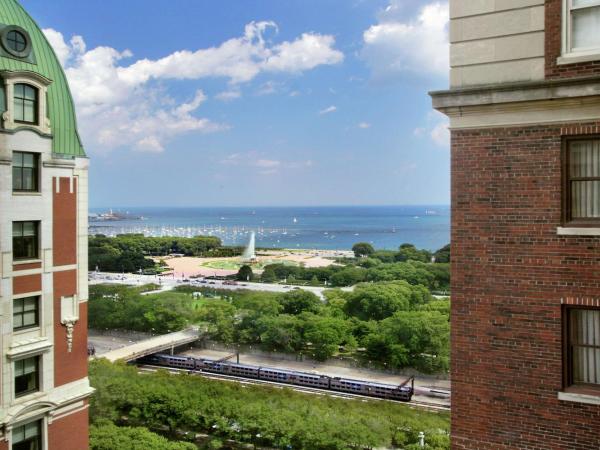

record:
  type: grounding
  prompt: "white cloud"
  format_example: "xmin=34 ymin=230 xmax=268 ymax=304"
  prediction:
xmin=43 ymin=23 xmax=343 ymax=153
xmin=263 ymin=33 xmax=343 ymax=72
xmin=256 ymin=81 xmax=283 ymax=96
xmin=358 ymin=122 xmax=371 ymax=129
xmin=430 ymin=118 xmax=449 ymax=147
xmin=255 ymin=159 xmax=281 ymax=168
xmin=219 ymin=151 xmax=313 ymax=175
xmin=361 ymin=1 xmax=449 ymax=79
xmin=319 ymin=105 xmax=337 ymax=115
xmin=414 ymin=111 xmax=449 ymax=148
xmin=43 ymin=28 xmax=72 ymax=66
xmin=215 ymin=89 xmax=242 ymax=102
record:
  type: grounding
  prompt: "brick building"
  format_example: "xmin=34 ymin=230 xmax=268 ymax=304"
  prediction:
xmin=431 ymin=1 xmax=600 ymax=449
xmin=0 ymin=1 xmax=92 ymax=449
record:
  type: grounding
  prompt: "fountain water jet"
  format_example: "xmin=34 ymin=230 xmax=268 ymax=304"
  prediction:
xmin=241 ymin=231 xmax=257 ymax=262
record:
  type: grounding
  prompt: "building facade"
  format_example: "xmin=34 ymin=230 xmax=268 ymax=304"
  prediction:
xmin=432 ymin=1 xmax=600 ymax=449
xmin=0 ymin=1 xmax=92 ymax=449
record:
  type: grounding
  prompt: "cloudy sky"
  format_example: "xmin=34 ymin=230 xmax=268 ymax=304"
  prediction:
xmin=23 ymin=0 xmax=450 ymax=207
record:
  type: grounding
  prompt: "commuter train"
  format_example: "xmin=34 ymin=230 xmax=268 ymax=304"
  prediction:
xmin=136 ymin=353 xmax=414 ymax=402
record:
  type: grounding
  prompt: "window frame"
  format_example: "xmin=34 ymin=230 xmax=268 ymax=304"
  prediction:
xmin=562 ymin=136 xmax=600 ymax=227
xmin=563 ymin=306 xmax=600 ymax=394
xmin=12 ymin=151 xmax=40 ymax=193
xmin=12 ymin=221 xmax=40 ymax=261
xmin=11 ymin=420 xmax=42 ymax=450
xmin=14 ymin=356 xmax=40 ymax=398
xmin=13 ymin=296 xmax=40 ymax=332
xmin=13 ymin=83 xmax=38 ymax=125
xmin=561 ymin=0 xmax=600 ymax=60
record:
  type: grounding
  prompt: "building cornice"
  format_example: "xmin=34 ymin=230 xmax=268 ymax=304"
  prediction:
xmin=431 ymin=76 xmax=600 ymax=109
xmin=430 ymin=76 xmax=600 ymax=129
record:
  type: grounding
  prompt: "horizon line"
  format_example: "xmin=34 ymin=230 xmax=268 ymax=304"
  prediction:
xmin=90 ymin=203 xmax=451 ymax=209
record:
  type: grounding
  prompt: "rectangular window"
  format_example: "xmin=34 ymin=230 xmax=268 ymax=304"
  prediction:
xmin=12 ymin=152 xmax=39 ymax=192
xmin=564 ymin=139 xmax=600 ymax=224
xmin=13 ymin=221 xmax=39 ymax=260
xmin=13 ymin=297 xmax=39 ymax=331
xmin=14 ymin=356 xmax=39 ymax=397
xmin=12 ymin=420 xmax=41 ymax=450
xmin=566 ymin=308 xmax=600 ymax=388
xmin=13 ymin=83 xmax=38 ymax=125
xmin=564 ymin=0 xmax=600 ymax=55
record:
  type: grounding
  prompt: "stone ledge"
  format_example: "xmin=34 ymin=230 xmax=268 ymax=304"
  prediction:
xmin=430 ymin=75 xmax=600 ymax=109
xmin=557 ymin=227 xmax=600 ymax=236
xmin=558 ymin=391 xmax=600 ymax=406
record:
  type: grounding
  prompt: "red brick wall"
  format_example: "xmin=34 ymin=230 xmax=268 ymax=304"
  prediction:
xmin=48 ymin=405 xmax=89 ymax=450
xmin=545 ymin=0 xmax=600 ymax=79
xmin=53 ymin=269 xmax=88 ymax=387
xmin=451 ymin=121 xmax=600 ymax=450
xmin=13 ymin=274 xmax=41 ymax=295
xmin=53 ymin=177 xmax=77 ymax=267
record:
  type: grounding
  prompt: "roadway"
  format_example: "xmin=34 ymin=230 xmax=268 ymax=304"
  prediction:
xmin=89 ymin=271 xmax=352 ymax=299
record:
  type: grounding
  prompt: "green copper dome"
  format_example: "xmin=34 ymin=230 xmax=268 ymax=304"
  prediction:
xmin=0 ymin=0 xmax=85 ymax=157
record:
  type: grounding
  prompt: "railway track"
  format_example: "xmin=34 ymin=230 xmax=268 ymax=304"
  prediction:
xmin=137 ymin=364 xmax=450 ymax=412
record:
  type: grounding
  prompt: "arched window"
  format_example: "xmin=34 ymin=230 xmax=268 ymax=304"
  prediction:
xmin=13 ymin=83 xmax=38 ymax=124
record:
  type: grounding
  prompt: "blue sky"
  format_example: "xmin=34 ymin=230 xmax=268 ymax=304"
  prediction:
xmin=22 ymin=0 xmax=450 ymax=208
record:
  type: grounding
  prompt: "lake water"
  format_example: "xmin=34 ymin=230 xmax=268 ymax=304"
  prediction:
xmin=89 ymin=205 xmax=450 ymax=251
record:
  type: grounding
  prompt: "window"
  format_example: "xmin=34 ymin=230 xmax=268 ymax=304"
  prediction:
xmin=564 ymin=0 xmax=600 ymax=55
xmin=12 ymin=420 xmax=41 ymax=450
xmin=13 ymin=83 xmax=37 ymax=124
xmin=566 ymin=308 xmax=600 ymax=388
xmin=564 ymin=139 xmax=600 ymax=224
xmin=14 ymin=356 xmax=39 ymax=397
xmin=13 ymin=297 xmax=39 ymax=331
xmin=12 ymin=152 xmax=39 ymax=192
xmin=13 ymin=222 xmax=39 ymax=260
xmin=6 ymin=30 xmax=26 ymax=53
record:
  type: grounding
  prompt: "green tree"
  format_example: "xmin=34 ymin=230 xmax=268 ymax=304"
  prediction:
xmin=277 ymin=289 xmax=321 ymax=315
xmin=344 ymin=281 xmax=431 ymax=321
xmin=90 ymin=421 xmax=196 ymax=450
xmin=395 ymin=243 xmax=432 ymax=263
xmin=364 ymin=310 xmax=450 ymax=372
xmin=433 ymin=243 xmax=450 ymax=263
xmin=302 ymin=314 xmax=356 ymax=360
xmin=329 ymin=267 xmax=366 ymax=287
xmin=260 ymin=268 xmax=277 ymax=283
xmin=352 ymin=242 xmax=375 ymax=258
xmin=258 ymin=315 xmax=304 ymax=352
xmin=236 ymin=265 xmax=254 ymax=281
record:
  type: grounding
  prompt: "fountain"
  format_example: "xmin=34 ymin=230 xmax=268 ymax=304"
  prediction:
xmin=241 ymin=231 xmax=257 ymax=263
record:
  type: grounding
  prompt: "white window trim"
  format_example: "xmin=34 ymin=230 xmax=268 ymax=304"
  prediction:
xmin=0 ymin=70 xmax=51 ymax=134
xmin=6 ymin=416 xmax=49 ymax=450
xmin=559 ymin=0 xmax=600 ymax=65
xmin=10 ymin=352 xmax=46 ymax=405
xmin=12 ymin=292 xmax=43 ymax=335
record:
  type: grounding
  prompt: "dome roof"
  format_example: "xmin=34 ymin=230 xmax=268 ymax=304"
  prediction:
xmin=0 ymin=0 xmax=85 ymax=157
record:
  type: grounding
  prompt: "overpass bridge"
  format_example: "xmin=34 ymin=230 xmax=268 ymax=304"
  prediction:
xmin=99 ymin=327 xmax=200 ymax=363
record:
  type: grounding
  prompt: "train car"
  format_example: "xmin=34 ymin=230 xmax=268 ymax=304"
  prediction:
xmin=138 ymin=354 xmax=197 ymax=370
xmin=258 ymin=367 xmax=295 ymax=383
xmin=292 ymin=372 xmax=331 ymax=389
xmin=330 ymin=377 xmax=413 ymax=401
xmin=136 ymin=354 xmax=413 ymax=402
